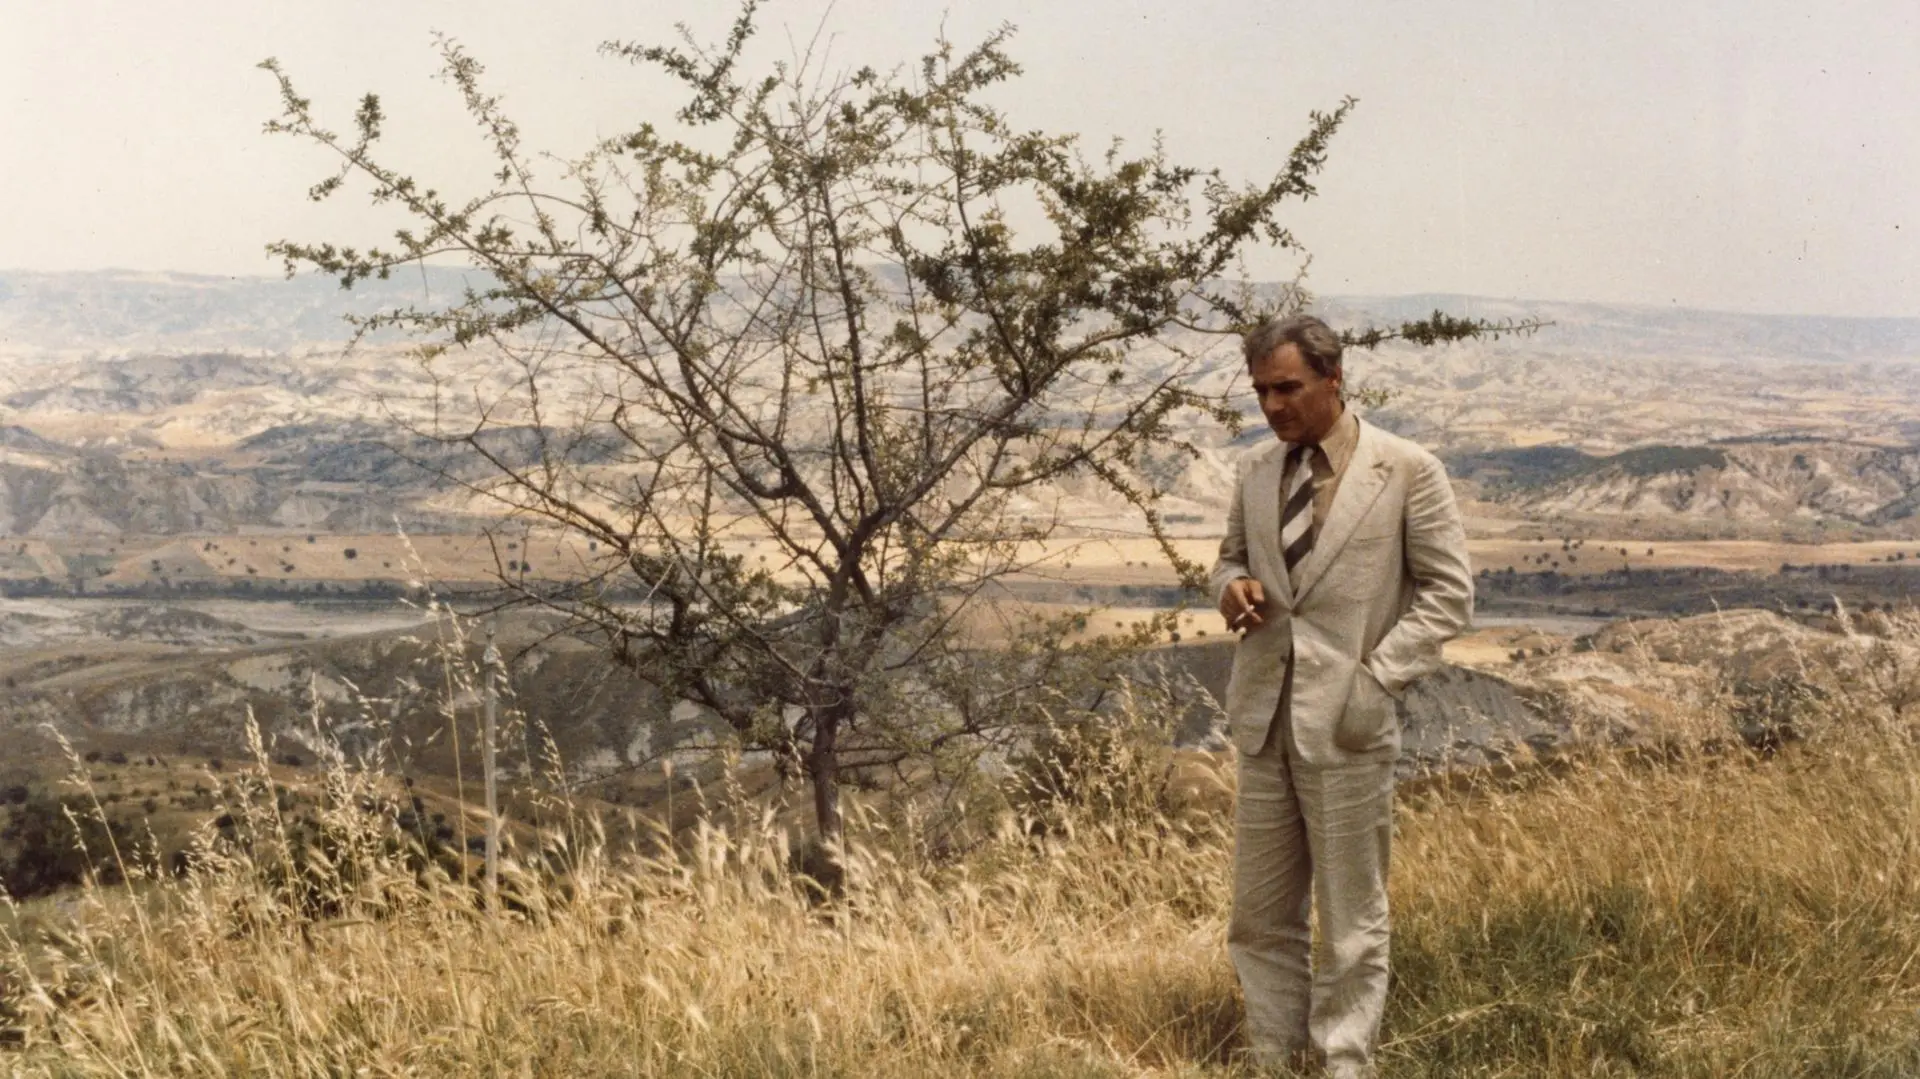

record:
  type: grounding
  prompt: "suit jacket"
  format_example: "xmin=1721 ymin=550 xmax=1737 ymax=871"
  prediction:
xmin=1210 ymin=417 xmax=1474 ymax=764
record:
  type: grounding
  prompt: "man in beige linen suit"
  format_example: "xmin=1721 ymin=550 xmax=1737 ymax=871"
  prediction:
xmin=1212 ymin=315 xmax=1473 ymax=1075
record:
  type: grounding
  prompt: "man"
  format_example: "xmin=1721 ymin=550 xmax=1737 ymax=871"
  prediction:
xmin=1212 ymin=314 xmax=1473 ymax=1075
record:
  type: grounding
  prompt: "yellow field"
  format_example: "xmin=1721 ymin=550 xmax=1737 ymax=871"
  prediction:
xmin=23 ymin=525 xmax=1920 ymax=597
xmin=1469 ymin=536 xmax=1920 ymax=575
xmin=1504 ymin=427 xmax=1567 ymax=448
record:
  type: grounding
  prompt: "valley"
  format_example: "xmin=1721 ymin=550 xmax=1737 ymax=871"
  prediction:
xmin=7 ymin=269 xmax=1920 ymax=893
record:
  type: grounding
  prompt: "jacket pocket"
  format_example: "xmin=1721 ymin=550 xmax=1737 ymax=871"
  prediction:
xmin=1333 ymin=661 xmax=1399 ymax=753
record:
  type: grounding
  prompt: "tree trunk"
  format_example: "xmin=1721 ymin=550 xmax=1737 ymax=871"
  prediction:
xmin=807 ymin=708 xmax=844 ymax=849
xmin=801 ymin=706 xmax=847 ymax=894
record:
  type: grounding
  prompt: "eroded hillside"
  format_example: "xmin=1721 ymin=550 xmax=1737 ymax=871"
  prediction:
xmin=7 ymin=272 xmax=1920 ymax=544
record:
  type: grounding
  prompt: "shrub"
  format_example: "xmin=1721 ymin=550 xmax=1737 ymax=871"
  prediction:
xmin=0 ymin=794 xmax=136 ymax=898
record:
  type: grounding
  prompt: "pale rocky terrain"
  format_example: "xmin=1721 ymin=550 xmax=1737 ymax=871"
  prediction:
xmin=3 ymin=601 xmax=1878 ymax=796
xmin=0 ymin=601 xmax=292 ymax=650
xmin=1519 ymin=440 xmax=1920 ymax=523
xmin=0 ymin=608 xmax=676 ymax=782
xmin=7 ymin=271 xmax=1920 ymax=547
xmin=7 ymin=269 xmax=1920 ymax=795
xmin=1449 ymin=438 xmax=1920 ymax=539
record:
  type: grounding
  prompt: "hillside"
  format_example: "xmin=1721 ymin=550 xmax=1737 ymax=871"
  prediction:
xmin=10 ymin=277 xmax=1920 ymax=1074
xmin=1 ymin=598 xmax=1874 ymax=831
xmin=5 ymin=271 xmax=1920 ymax=544
xmin=4 ymin=611 xmax=1917 ymax=1076
xmin=0 ymin=609 xmax=685 ymax=785
xmin=1451 ymin=437 xmax=1920 ymax=533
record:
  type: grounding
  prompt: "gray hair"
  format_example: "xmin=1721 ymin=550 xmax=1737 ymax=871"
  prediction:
xmin=1243 ymin=314 xmax=1343 ymax=378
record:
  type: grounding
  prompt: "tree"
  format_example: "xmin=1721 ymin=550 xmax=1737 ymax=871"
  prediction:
xmin=261 ymin=4 xmax=1511 ymax=846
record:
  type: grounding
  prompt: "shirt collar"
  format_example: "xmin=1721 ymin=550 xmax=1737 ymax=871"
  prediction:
xmin=1317 ymin=408 xmax=1359 ymax=475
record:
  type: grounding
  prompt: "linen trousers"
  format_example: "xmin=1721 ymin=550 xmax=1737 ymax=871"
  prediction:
xmin=1228 ymin=712 xmax=1395 ymax=1076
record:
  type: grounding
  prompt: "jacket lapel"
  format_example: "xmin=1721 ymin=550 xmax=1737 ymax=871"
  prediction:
xmin=1290 ymin=420 xmax=1390 ymax=602
xmin=1246 ymin=444 xmax=1292 ymax=596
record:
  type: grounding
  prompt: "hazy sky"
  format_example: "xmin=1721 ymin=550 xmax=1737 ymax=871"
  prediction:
xmin=4 ymin=0 xmax=1917 ymax=316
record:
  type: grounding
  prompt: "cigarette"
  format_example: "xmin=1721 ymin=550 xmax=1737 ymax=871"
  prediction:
xmin=1230 ymin=611 xmax=1250 ymax=629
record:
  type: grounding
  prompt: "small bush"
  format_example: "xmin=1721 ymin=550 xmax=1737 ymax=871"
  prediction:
xmin=0 ymin=794 xmax=136 ymax=898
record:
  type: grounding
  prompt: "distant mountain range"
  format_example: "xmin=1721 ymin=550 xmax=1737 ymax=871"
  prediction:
xmin=8 ymin=268 xmax=1920 ymax=362
xmin=0 ymin=268 xmax=488 ymax=356
xmin=1316 ymin=294 xmax=1920 ymax=366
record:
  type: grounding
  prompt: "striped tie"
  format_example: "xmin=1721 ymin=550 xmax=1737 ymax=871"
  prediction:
xmin=1280 ymin=443 xmax=1318 ymax=575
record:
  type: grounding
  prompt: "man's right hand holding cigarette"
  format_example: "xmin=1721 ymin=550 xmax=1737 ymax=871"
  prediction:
xmin=1218 ymin=576 xmax=1266 ymax=634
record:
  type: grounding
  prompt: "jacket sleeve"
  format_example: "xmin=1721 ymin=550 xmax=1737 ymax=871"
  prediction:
xmin=1210 ymin=459 xmax=1252 ymax=605
xmin=1365 ymin=451 xmax=1474 ymax=695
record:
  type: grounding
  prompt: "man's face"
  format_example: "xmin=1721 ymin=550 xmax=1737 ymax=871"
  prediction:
xmin=1249 ymin=342 xmax=1343 ymax=444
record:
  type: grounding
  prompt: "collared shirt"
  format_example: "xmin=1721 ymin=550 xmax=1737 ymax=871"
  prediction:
xmin=1280 ymin=407 xmax=1360 ymax=542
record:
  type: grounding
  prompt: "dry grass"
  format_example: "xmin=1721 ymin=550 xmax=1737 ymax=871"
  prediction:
xmin=1388 ymin=739 xmax=1920 ymax=1075
xmin=2 ymin=729 xmax=1246 ymax=1077
xmin=6 ymin=627 xmax=1920 ymax=1076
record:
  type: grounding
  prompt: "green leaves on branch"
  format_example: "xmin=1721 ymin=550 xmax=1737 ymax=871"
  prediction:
xmin=1342 ymin=309 xmax=1547 ymax=351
